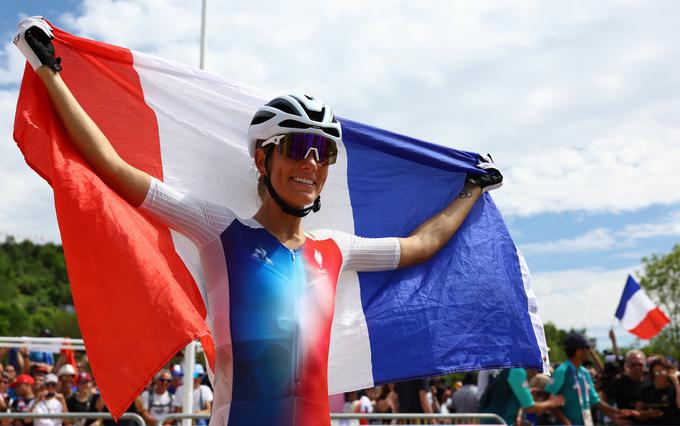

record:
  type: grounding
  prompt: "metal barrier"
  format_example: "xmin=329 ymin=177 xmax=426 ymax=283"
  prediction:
xmin=158 ymin=412 xmax=507 ymax=425
xmin=0 ymin=412 xmax=146 ymax=426
xmin=331 ymin=412 xmax=506 ymax=424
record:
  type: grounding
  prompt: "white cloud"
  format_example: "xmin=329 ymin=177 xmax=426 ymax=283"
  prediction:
xmin=2 ymin=0 xmax=680 ymax=242
xmin=522 ymin=228 xmax=616 ymax=254
xmin=521 ymin=210 xmax=680 ymax=254
xmin=0 ymin=89 xmax=59 ymax=242
xmin=52 ymin=0 xmax=680 ymax=218
xmin=533 ymin=265 xmax=641 ymax=346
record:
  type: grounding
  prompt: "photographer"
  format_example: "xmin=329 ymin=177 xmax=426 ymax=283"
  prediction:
xmin=30 ymin=375 xmax=67 ymax=426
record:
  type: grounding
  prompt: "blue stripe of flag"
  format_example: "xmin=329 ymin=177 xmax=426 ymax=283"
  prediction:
xmin=340 ymin=118 xmax=543 ymax=382
xmin=615 ymin=275 xmax=641 ymax=320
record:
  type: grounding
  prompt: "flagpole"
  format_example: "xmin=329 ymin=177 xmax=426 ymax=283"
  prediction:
xmin=181 ymin=3 xmax=207 ymax=425
xmin=200 ymin=0 xmax=208 ymax=70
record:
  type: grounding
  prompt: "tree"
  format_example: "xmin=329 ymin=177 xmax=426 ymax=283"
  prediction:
xmin=639 ymin=244 xmax=680 ymax=360
xmin=0 ymin=237 xmax=79 ymax=338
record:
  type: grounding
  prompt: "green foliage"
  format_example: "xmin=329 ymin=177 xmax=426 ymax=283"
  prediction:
xmin=0 ymin=236 xmax=80 ymax=338
xmin=639 ymin=244 xmax=680 ymax=360
xmin=543 ymin=322 xmax=588 ymax=364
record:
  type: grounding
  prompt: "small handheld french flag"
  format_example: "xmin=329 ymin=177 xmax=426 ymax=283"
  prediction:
xmin=615 ymin=275 xmax=670 ymax=339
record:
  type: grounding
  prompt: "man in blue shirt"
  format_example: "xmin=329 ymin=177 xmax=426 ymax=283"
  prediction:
xmin=547 ymin=333 xmax=638 ymax=425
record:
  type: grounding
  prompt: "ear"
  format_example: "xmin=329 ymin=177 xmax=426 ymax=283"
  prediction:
xmin=254 ymin=148 xmax=267 ymax=176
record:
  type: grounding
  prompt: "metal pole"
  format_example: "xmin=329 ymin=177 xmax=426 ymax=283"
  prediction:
xmin=182 ymin=340 xmax=197 ymax=426
xmin=200 ymin=0 xmax=208 ymax=70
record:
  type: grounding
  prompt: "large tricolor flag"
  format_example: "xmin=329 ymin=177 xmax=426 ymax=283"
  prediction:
xmin=615 ymin=275 xmax=670 ymax=339
xmin=13 ymin=23 xmax=548 ymax=417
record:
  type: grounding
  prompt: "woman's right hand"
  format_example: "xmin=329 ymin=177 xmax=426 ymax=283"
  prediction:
xmin=14 ymin=17 xmax=62 ymax=72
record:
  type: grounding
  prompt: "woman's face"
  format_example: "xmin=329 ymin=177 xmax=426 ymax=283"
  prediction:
xmin=652 ymin=365 xmax=669 ymax=386
xmin=258 ymin=147 xmax=329 ymax=209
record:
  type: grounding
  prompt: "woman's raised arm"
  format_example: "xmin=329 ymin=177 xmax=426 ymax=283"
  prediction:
xmin=17 ymin=20 xmax=151 ymax=206
xmin=398 ymin=155 xmax=502 ymax=268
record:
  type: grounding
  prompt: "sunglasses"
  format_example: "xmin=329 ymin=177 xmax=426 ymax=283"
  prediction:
xmin=158 ymin=378 xmax=171 ymax=383
xmin=261 ymin=133 xmax=338 ymax=166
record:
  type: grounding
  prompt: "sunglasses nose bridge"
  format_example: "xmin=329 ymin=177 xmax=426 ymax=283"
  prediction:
xmin=303 ymin=147 xmax=321 ymax=163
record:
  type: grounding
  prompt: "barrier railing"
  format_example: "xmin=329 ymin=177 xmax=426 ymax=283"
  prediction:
xmin=158 ymin=412 xmax=507 ymax=425
xmin=0 ymin=412 xmax=146 ymax=426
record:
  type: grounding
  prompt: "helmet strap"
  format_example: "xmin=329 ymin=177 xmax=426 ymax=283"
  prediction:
xmin=262 ymin=148 xmax=321 ymax=218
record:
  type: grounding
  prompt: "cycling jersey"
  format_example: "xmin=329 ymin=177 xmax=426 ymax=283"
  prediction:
xmin=140 ymin=178 xmax=401 ymax=426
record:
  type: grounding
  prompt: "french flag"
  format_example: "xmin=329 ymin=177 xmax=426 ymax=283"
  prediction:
xmin=615 ymin=275 xmax=670 ymax=339
xmin=13 ymin=22 xmax=549 ymax=418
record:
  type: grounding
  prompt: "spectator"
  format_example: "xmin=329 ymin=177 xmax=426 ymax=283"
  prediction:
xmin=29 ymin=331 xmax=55 ymax=372
xmin=66 ymin=373 xmax=95 ymax=426
xmin=479 ymin=369 xmax=564 ymax=425
xmin=394 ymin=378 xmax=431 ymax=417
xmin=141 ymin=370 xmax=174 ymax=425
xmin=30 ymin=374 xmax=67 ymax=426
xmin=635 ymin=357 xmax=680 ymax=425
xmin=546 ymin=332 xmax=638 ymax=425
xmin=1 ymin=372 xmax=10 ymax=411
xmin=448 ymin=373 xmax=478 ymax=414
xmin=56 ymin=366 xmax=76 ymax=400
xmin=168 ymin=365 xmax=182 ymax=396
xmin=529 ymin=373 xmax=563 ymax=425
xmin=604 ymin=349 xmax=648 ymax=424
xmin=95 ymin=395 xmax=145 ymax=426
xmin=9 ymin=375 xmax=36 ymax=426
xmin=6 ymin=365 xmax=18 ymax=383
xmin=171 ymin=365 xmax=212 ymax=426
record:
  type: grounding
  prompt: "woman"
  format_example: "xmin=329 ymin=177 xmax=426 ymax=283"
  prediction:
xmin=635 ymin=358 xmax=680 ymax=425
xmin=15 ymin=18 xmax=501 ymax=426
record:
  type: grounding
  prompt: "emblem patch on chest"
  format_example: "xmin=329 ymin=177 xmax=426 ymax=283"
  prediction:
xmin=251 ymin=246 xmax=273 ymax=265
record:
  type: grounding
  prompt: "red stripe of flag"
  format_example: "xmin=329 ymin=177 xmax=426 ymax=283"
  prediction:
xmin=13 ymin=24 xmax=214 ymax=419
xmin=629 ymin=307 xmax=670 ymax=340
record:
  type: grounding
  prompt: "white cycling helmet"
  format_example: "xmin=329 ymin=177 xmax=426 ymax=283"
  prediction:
xmin=247 ymin=94 xmax=342 ymax=157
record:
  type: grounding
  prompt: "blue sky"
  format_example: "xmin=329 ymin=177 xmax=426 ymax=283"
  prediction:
xmin=1 ymin=0 xmax=679 ymax=351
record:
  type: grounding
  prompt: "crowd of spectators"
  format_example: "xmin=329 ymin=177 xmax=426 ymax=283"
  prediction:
xmin=1 ymin=329 xmax=679 ymax=425
xmin=0 ymin=332 xmax=212 ymax=426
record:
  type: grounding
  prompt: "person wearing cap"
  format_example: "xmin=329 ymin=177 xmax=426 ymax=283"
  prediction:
xmin=171 ymin=365 xmax=212 ymax=426
xmin=9 ymin=374 xmax=36 ymax=426
xmin=65 ymin=373 xmax=95 ymax=426
xmin=546 ymin=332 xmax=638 ymax=425
xmin=30 ymin=374 xmax=67 ymax=426
xmin=56 ymin=365 xmax=76 ymax=400
xmin=168 ymin=365 xmax=183 ymax=396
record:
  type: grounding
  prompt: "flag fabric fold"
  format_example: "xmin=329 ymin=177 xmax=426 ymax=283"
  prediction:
xmin=13 ymin=23 xmax=548 ymax=418
xmin=615 ymin=275 xmax=670 ymax=339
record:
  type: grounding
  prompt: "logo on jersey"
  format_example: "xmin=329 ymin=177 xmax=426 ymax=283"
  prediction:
xmin=314 ymin=249 xmax=327 ymax=274
xmin=251 ymin=246 xmax=273 ymax=265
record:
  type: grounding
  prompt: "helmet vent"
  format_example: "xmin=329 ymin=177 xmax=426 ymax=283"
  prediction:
xmin=250 ymin=111 xmax=276 ymax=125
xmin=266 ymin=99 xmax=300 ymax=116
xmin=304 ymin=106 xmax=325 ymax=122
xmin=279 ymin=119 xmax=311 ymax=129
xmin=323 ymin=126 xmax=340 ymax=138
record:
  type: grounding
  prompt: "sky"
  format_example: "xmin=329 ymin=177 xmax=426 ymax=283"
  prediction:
xmin=1 ymin=0 xmax=679 ymax=350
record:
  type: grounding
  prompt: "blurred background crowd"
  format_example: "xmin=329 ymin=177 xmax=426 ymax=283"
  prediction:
xmin=1 ymin=329 xmax=679 ymax=425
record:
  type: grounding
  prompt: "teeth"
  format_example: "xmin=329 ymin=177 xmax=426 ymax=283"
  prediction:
xmin=293 ymin=177 xmax=314 ymax=185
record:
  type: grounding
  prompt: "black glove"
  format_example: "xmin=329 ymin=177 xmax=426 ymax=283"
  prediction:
xmin=24 ymin=26 xmax=62 ymax=72
xmin=466 ymin=153 xmax=503 ymax=192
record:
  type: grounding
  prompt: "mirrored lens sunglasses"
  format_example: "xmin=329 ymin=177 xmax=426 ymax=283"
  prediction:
xmin=261 ymin=133 xmax=338 ymax=165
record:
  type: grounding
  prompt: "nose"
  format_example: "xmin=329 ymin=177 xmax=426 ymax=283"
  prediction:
xmin=301 ymin=149 xmax=320 ymax=169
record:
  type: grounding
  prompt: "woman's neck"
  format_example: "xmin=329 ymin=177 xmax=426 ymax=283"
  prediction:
xmin=253 ymin=198 xmax=306 ymax=249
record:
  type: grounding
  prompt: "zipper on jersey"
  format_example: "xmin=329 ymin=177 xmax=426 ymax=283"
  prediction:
xmin=291 ymin=249 xmax=303 ymax=385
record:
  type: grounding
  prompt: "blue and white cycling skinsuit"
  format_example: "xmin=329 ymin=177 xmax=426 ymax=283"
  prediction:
xmin=140 ymin=178 xmax=401 ymax=426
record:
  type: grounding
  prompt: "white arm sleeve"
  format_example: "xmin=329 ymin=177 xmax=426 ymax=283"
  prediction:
xmin=309 ymin=230 xmax=401 ymax=272
xmin=139 ymin=178 xmax=235 ymax=248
